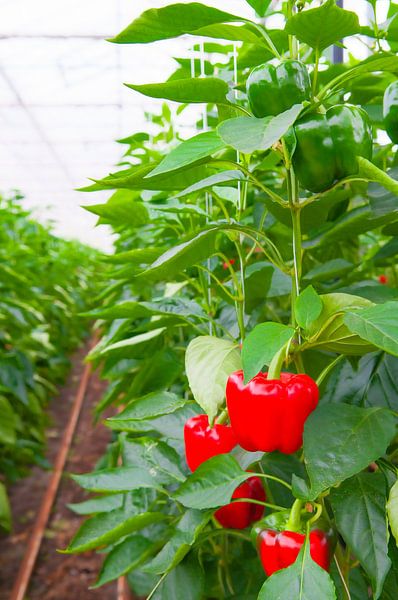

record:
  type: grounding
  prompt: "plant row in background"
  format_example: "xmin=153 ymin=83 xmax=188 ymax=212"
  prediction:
xmin=66 ymin=1 xmax=398 ymax=599
xmin=0 ymin=193 xmax=99 ymax=532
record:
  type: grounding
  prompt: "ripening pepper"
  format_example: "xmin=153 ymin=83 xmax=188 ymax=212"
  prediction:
xmin=383 ymin=81 xmax=398 ymax=144
xmin=184 ymin=415 xmax=266 ymax=528
xmin=292 ymin=104 xmax=373 ymax=193
xmin=246 ymin=59 xmax=311 ymax=118
xmin=226 ymin=371 xmax=319 ymax=454
xmin=253 ymin=511 xmax=330 ymax=576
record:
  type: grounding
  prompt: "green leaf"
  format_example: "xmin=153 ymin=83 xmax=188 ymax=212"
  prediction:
xmin=111 ymin=3 xmax=244 ymax=44
xmin=152 ymin=555 xmax=204 ymax=600
xmin=145 ymin=510 xmax=211 ymax=575
xmin=262 ymin=453 xmax=306 ymax=508
xmin=345 ymin=302 xmax=398 ymax=357
xmin=185 ymin=336 xmax=241 ymax=422
xmin=97 ymin=329 xmax=165 ymax=360
xmin=304 ymin=404 xmax=396 ymax=499
xmin=305 ymin=293 xmax=376 ymax=355
xmin=330 ymin=473 xmax=390 ymax=598
xmin=295 ymin=286 xmax=323 ymax=331
xmin=218 ymin=104 xmax=303 ymax=154
xmin=146 ymin=132 xmax=226 ymax=179
xmin=63 ymin=508 xmax=164 ymax=553
xmin=387 ymin=479 xmax=398 ymax=547
xmin=125 ymin=77 xmax=229 ymax=104
xmin=245 ymin=0 xmax=271 ymax=17
xmin=112 ymin=391 xmax=185 ymax=421
xmin=0 ymin=482 xmax=11 ymax=532
xmin=174 ymin=170 xmax=245 ymax=199
xmin=258 ymin=541 xmax=336 ymax=599
xmin=195 ymin=22 xmax=263 ymax=44
xmin=138 ymin=223 xmax=269 ymax=282
xmin=107 ymin=405 xmax=198 ymax=440
xmin=285 ymin=0 xmax=360 ymax=52
xmin=241 ymin=322 xmax=294 ymax=383
xmin=71 ymin=466 xmax=169 ymax=492
xmin=84 ymin=190 xmax=149 ymax=227
xmin=303 ymin=259 xmax=355 ymax=283
xmin=93 ymin=535 xmax=155 ymax=588
xmin=68 ymin=494 xmax=125 ymax=515
xmin=174 ymin=454 xmax=248 ymax=509
xmin=138 ymin=227 xmax=218 ymax=282
xmin=82 ymin=163 xmax=211 ymax=193
xmin=321 ymin=352 xmax=398 ymax=411
xmin=121 ymin=438 xmax=185 ymax=483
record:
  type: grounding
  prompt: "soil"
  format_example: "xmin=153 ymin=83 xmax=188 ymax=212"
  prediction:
xmin=0 ymin=339 xmax=130 ymax=600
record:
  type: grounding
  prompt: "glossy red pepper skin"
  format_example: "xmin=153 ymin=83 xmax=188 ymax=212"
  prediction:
xmin=258 ymin=528 xmax=330 ymax=576
xmin=215 ymin=476 xmax=266 ymax=529
xmin=184 ymin=415 xmax=265 ymax=528
xmin=184 ymin=414 xmax=238 ymax=472
xmin=226 ymin=371 xmax=319 ymax=454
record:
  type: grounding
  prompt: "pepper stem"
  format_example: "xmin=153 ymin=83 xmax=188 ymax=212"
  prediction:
xmin=285 ymin=498 xmax=304 ymax=532
xmin=357 ymin=156 xmax=398 ymax=196
xmin=267 ymin=341 xmax=289 ymax=380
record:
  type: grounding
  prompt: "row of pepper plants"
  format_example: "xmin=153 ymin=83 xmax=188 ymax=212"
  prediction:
xmin=66 ymin=1 xmax=398 ymax=598
xmin=0 ymin=193 xmax=99 ymax=532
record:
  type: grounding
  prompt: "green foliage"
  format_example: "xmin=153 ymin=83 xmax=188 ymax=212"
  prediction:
xmin=0 ymin=194 xmax=98 ymax=531
xmin=66 ymin=1 xmax=398 ymax=598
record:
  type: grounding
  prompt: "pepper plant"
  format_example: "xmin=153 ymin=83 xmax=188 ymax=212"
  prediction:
xmin=66 ymin=1 xmax=398 ymax=598
xmin=0 ymin=193 xmax=99 ymax=532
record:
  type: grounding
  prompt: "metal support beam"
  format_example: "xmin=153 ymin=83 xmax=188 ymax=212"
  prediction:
xmin=333 ymin=0 xmax=344 ymax=64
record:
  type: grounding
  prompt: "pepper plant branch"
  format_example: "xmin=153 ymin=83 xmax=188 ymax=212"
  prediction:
xmin=230 ymin=498 xmax=286 ymax=511
xmin=254 ymin=472 xmax=293 ymax=491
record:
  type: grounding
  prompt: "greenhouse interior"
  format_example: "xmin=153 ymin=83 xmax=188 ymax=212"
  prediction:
xmin=3 ymin=0 xmax=398 ymax=599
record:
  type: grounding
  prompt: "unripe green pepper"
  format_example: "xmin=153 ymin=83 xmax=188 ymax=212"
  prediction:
xmin=292 ymin=104 xmax=373 ymax=193
xmin=246 ymin=59 xmax=311 ymax=118
xmin=383 ymin=81 xmax=398 ymax=144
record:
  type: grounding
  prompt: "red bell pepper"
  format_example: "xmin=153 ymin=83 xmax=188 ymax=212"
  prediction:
xmin=226 ymin=371 xmax=319 ymax=454
xmin=258 ymin=528 xmax=330 ymax=575
xmin=252 ymin=507 xmax=331 ymax=576
xmin=184 ymin=414 xmax=237 ymax=472
xmin=215 ymin=476 xmax=266 ymax=529
xmin=184 ymin=415 xmax=266 ymax=528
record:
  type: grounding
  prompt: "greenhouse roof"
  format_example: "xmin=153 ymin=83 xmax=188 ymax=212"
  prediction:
xmin=0 ymin=0 xmax=372 ymax=249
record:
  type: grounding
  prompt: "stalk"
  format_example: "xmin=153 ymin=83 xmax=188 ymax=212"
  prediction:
xmin=287 ymin=167 xmax=302 ymax=331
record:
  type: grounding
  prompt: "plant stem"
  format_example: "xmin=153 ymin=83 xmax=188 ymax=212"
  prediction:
xmin=357 ymin=156 xmax=398 ymax=195
xmin=316 ymin=354 xmax=345 ymax=387
xmin=198 ymin=528 xmax=252 ymax=545
xmin=235 ymin=243 xmax=246 ymax=342
xmin=312 ymin=48 xmax=320 ymax=97
xmin=231 ymin=498 xmax=286 ymax=511
xmin=254 ymin=472 xmax=293 ymax=491
xmin=285 ymin=498 xmax=304 ymax=532
xmin=250 ymin=22 xmax=281 ymax=59
xmin=267 ymin=341 xmax=289 ymax=380
xmin=288 ymin=168 xmax=302 ymax=331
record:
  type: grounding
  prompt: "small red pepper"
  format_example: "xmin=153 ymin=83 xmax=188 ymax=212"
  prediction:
xmin=226 ymin=371 xmax=319 ymax=454
xmin=259 ymin=528 xmax=330 ymax=575
xmin=184 ymin=415 xmax=266 ymax=528
xmin=215 ymin=476 xmax=266 ymax=529
xmin=379 ymin=274 xmax=388 ymax=285
xmin=252 ymin=508 xmax=331 ymax=576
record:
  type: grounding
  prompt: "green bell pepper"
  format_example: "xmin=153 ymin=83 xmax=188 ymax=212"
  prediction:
xmin=383 ymin=80 xmax=398 ymax=144
xmin=246 ymin=59 xmax=311 ymax=118
xmin=292 ymin=104 xmax=373 ymax=193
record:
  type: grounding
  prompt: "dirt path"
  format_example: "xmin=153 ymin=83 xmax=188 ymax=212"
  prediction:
xmin=0 ymin=340 xmax=119 ymax=600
